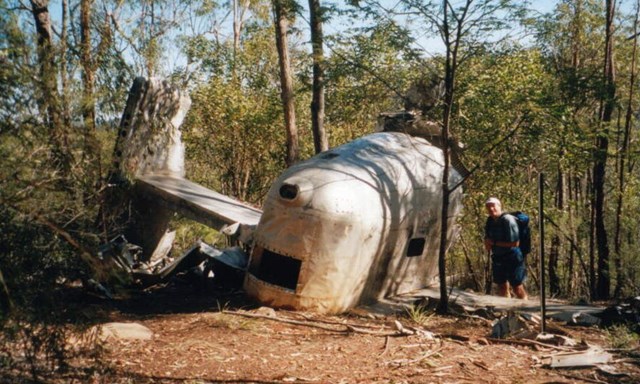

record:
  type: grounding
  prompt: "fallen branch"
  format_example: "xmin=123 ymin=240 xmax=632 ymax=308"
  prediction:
xmin=388 ymin=348 xmax=442 ymax=367
xmin=8 ymin=204 xmax=110 ymax=281
xmin=379 ymin=335 xmax=390 ymax=357
xmin=441 ymin=333 xmax=470 ymax=342
xmin=556 ymin=372 xmax=607 ymax=384
xmin=486 ymin=337 xmax=576 ymax=351
xmin=456 ymin=313 xmax=494 ymax=325
xmin=472 ymin=360 xmax=490 ymax=371
xmin=284 ymin=310 xmax=384 ymax=329
xmin=222 ymin=309 xmax=401 ymax=336
xmin=346 ymin=324 xmax=402 ymax=336
xmin=0 ymin=268 xmax=13 ymax=312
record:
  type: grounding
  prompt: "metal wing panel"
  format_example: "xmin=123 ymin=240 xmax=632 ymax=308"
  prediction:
xmin=136 ymin=174 xmax=262 ymax=229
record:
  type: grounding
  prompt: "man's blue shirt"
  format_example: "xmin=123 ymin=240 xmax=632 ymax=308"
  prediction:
xmin=485 ymin=213 xmax=519 ymax=256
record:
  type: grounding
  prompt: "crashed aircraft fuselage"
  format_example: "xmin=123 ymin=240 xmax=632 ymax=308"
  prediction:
xmin=244 ymin=131 xmax=463 ymax=313
xmin=106 ymin=78 xmax=463 ymax=314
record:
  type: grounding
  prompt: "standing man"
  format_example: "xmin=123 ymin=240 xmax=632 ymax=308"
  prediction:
xmin=484 ymin=197 xmax=528 ymax=299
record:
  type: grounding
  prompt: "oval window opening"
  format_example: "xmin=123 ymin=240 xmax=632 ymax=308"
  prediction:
xmin=279 ymin=184 xmax=299 ymax=200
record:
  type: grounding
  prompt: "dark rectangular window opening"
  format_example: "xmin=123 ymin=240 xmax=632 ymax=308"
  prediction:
xmin=407 ymin=238 xmax=425 ymax=257
xmin=253 ymin=249 xmax=301 ymax=290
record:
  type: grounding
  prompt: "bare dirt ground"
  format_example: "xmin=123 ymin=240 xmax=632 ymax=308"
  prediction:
xmin=4 ymin=280 xmax=640 ymax=384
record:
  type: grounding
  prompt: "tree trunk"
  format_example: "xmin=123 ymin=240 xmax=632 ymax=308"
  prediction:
xmin=588 ymin=172 xmax=596 ymax=299
xmin=566 ymin=171 xmax=577 ymax=296
xmin=233 ymin=0 xmax=241 ymax=59
xmin=571 ymin=0 xmax=583 ymax=70
xmin=273 ymin=0 xmax=298 ymax=167
xmin=436 ymin=0 xmax=458 ymax=314
xmin=232 ymin=0 xmax=249 ymax=72
xmin=593 ymin=0 xmax=615 ymax=300
xmin=309 ymin=0 xmax=328 ymax=154
xmin=60 ymin=0 xmax=71 ymax=126
xmin=81 ymin=0 xmax=100 ymax=188
xmin=549 ymin=166 xmax=563 ymax=296
xmin=613 ymin=1 xmax=638 ymax=298
xmin=30 ymin=0 xmax=72 ymax=175
xmin=81 ymin=0 xmax=96 ymax=135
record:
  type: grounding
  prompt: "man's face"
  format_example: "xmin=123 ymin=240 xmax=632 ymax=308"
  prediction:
xmin=486 ymin=202 xmax=502 ymax=219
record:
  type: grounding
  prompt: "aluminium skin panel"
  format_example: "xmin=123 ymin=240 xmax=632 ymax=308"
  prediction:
xmin=244 ymin=132 xmax=463 ymax=314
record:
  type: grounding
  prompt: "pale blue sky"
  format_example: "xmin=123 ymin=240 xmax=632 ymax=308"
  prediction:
xmin=43 ymin=0 xmax=637 ymax=76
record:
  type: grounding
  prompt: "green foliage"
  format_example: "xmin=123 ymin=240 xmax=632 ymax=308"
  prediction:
xmin=0 ymin=204 xmax=95 ymax=381
xmin=184 ymin=75 xmax=286 ymax=203
xmin=4 ymin=0 xmax=640 ymax=358
xmin=452 ymin=49 xmax=552 ymax=284
xmin=0 ymin=3 xmax=111 ymax=373
xmin=405 ymin=303 xmax=434 ymax=326
xmin=182 ymin=17 xmax=319 ymax=203
xmin=173 ymin=218 xmax=223 ymax=252
xmin=605 ymin=324 xmax=639 ymax=349
xmin=458 ymin=48 xmax=551 ymax=178
xmin=325 ymin=20 xmax=420 ymax=144
xmin=0 ymin=3 xmax=38 ymax=135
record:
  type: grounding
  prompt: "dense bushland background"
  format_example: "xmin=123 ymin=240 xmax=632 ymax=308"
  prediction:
xmin=2 ymin=0 xmax=640 ymax=380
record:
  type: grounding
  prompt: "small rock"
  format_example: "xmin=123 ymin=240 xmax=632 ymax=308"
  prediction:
xmin=254 ymin=306 xmax=277 ymax=317
xmin=96 ymin=322 xmax=154 ymax=341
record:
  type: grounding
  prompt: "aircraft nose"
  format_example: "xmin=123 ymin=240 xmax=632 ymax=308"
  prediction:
xmin=278 ymin=176 xmax=313 ymax=206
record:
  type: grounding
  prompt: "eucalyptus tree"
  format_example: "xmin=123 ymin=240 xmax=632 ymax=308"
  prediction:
xmin=529 ymin=0 xmax=605 ymax=298
xmin=104 ymin=0 xmax=188 ymax=77
xmin=532 ymin=0 xmax=635 ymax=300
xmin=613 ymin=0 xmax=640 ymax=298
xmin=309 ymin=0 xmax=329 ymax=153
xmin=323 ymin=18 xmax=420 ymax=144
xmin=589 ymin=0 xmax=615 ymax=300
xmin=340 ymin=1 xmax=533 ymax=310
xmin=29 ymin=0 xmax=72 ymax=176
xmin=183 ymin=3 xmax=314 ymax=203
xmin=455 ymin=47 xmax=552 ymax=295
xmin=0 ymin=1 xmax=40 ymax=135
xmin=392 ymin=0 xmax=524 ymax=313
xmin=78 ymin=0 xmax=115 ymax=193
xmin=273 ymin=0 xmax=300 ymax=166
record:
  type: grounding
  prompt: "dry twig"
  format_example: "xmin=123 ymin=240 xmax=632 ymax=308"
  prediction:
xmin=222 ymin=309 xmax=401 ymax=336
xmin=486 ymin=337 xmax=576 ymax=351
xmin=388 ymin=347 xmax=442 ymax=368
xmin=379 ymin=335 xmax=391 ymax=357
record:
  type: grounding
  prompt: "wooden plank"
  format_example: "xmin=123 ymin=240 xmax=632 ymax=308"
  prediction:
xmin=136 ymin=174 xmax=262 ymax=230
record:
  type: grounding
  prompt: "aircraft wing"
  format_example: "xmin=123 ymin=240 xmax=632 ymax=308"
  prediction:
xmin=136 ymin=173 xmax=262 ymax=230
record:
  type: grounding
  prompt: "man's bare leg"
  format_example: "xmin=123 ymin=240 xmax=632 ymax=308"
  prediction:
xmin=497 ymin=282 xmax=510 ymax=298
xmin=513 ymin=284 xmax=528 ymax=300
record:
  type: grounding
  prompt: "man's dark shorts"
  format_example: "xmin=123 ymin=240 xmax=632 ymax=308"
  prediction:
xmin=492 ymin=248 xmax=526 ymax=286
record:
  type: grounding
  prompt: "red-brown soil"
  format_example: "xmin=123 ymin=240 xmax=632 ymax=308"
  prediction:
xmin=3 ymin=281 xmax=640 ymax=384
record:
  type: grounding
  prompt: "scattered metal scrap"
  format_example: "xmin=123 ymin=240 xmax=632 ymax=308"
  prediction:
xmin=597 ymin=297 xmax=640 ymax=329
xmin=485 ymin=311 xmax=627 ymax=371
xmin=569 ymin=311 xmax=602 ymax=327
xmin=97 ymin=235 xmax=248 ymax=289
xmin=491 ymin=311 xmax=538 ymax=339
xmin=545 ymin=347 xmax=613 ymax=368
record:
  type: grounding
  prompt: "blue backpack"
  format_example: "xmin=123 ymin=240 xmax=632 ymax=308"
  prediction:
xmin=510 ymin=211 xmax=531 ymax=255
